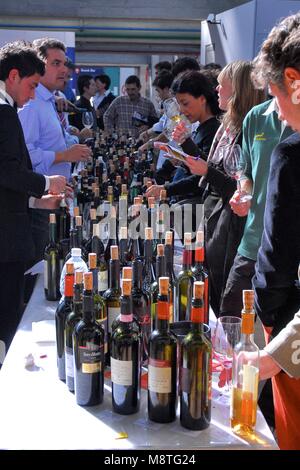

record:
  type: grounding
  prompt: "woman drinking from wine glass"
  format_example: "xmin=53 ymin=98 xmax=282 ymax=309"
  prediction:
xmin=175 ymin=61 xmax=266 ymax=316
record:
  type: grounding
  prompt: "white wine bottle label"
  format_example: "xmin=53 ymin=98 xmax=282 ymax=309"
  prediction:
xmin=65 ymin=346 xmax=74 ymax=378
xmin=111 ymin=357 xmax=132 ymax=386
xmin=79 ymin=343 xmax=103 ymax=374
xmin=108 ymin=307 xmax=121 ymax=333
xmin=148 ymin=360 xmax=171 ymax=394
xmin=98 ymin=270 xmax=108 ymax=292
xmin=44 ymin=260 xmax=48 ymax=289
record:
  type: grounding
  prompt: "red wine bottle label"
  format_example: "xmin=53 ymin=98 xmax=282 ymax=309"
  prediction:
xmin=148 ymin=359 xmax=171 ymax=393
xmin=111 ymin=357 xmax=132 ymax=386
xmin=79 ymin=342 xmax=103 ymax=374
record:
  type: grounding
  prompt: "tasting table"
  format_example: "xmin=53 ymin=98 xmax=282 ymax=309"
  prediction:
xmin=0 ymin=274 xmax=278 ymax=450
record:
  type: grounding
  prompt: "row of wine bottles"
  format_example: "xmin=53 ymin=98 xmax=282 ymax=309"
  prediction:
xmin=55 ymin=264 xmax=212 ymax=430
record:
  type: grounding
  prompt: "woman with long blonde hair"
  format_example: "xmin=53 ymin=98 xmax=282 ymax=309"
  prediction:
xmin=180 ymin=60 xmax=266 ymax=316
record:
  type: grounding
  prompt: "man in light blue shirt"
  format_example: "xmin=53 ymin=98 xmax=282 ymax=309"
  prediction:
xmin=18 ymin=37 xmax=92 ymax=263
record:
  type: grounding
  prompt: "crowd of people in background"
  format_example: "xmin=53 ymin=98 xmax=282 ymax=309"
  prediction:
xmin=0 ymin=11 xmax=300 ymax=450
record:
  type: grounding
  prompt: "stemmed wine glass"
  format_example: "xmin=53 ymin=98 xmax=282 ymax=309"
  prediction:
xmin=163 ymin=98 xmax=192 ymax=140
xmin=222 ymin=144 xmax=252 ymax=203
xmin=82 ymin=111 xmax=94 ymax=130
xmin=213 ymin=316 xmax=242 ymax=396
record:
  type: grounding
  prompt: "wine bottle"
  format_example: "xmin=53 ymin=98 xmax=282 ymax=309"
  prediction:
xmin=84 ymin=208 xmax=98 ymax=254
xmin=65 ymin=270 xmax=83 ymax=392
xmin=176 ymin=232 xmax=193 ymax=322
xmin=165 ymin=231 xmax=176 ymax=324
xmin=90 ymin=223 xmax=108 ymax=295
xmin=73 ymin=272 xmax=105 ymax=406
xmin=131 ymin=259 xmax=150 ymax=363
xmin=44 ymin=213 xmax=61 ymax=301
xmin=150 ymin=244 xmax=166 ymax=331
xmin=111 ymin=279 xmax=141 ymax=414
xmin=119 ymin=226 xmax=129 ymax=272
xmin=231 ymin=290 xmax=259 ymax=435
xmin=180 ymin=281 xmax=212 ymax=430
xmin=111 ymin=267 xmax=140 ymax=334
xmin=55 ymin=261 xmax=74 ymax=381
xmin=89 ymin=253 xmax=108 ymax=356
xmin=103 ymin=245 xmax=121 ymax=363
xmin=148 ymin=277 xmax=177 ymax=423
xmin=191 ymin=230 xmax=209 ymax=324
xmin=142 ymin=227 xmax=156 ymax=297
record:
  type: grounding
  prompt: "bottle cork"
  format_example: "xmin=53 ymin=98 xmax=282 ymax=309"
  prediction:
xmin=49 ymin=213 xmax=56 ymax=224
xmin=75 ymin=270 xmax=83 ymax=284
xmin=121 ymin=184 xmax=127 ymax=193
xmin=88 ymin=253 xmax=97 ymax=270
xmin=196 ymin=230 xmax=204 ymax=244
xmin=90 ymin=208 xmax=97 ymax=220
xmin=66 ymin=261 xmax=74 ymax=274
xmin=84 ymin=272 xmax=93 ymax=291
xmin=134 ymin=197 xmax=141 ymax=206
xmin=165 ymin=231 xmax=173 ymax=245
xmin=73 ymin=207 xmax=80 ymax=217
xmin=75 ymin=215 xmax=82 ymax=227
xmin=122 ymin=278 xmax=132 ymax=296
xmin=145 ymin=227 xmax=153 ymax=240
xmin=119 ymin=226 xmax=128 ymax=239
xmin=184 ymin=232 xmax=192 ymax=246
xmin=110 ymin=245 xmax=119 ymax=260
xmin=243 ymin=290 xmax=254 ymax=310
xmin=159 ymin=277 xmax=169 ymax=296
xmin=193 ymin=281 xmax=204 ymax=299
xmin=116 ymin=175 xmax=122 ymax=183
xmin=122 ymin=266 xmax=132 ymax=280
xmin=157 ymin=244 xmax=164 ymax=257
xmin=160 ymin=189 xmax=167 ymax=200
xmin=108 ymin=185 xmax=113 ymax=194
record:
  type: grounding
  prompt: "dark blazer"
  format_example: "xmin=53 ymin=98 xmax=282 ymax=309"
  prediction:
xmin=0 ymin=103 xmax=45 ymax=263
xmin=96 ymin=92 xmax=116 ymax=130
xmin=253 ymin=132 xmax=300 ymax=337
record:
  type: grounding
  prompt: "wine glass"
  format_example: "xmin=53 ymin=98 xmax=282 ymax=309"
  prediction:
xmin=82 ymin=111 xmax=94 ymax=129
xmin=222 ymin=144 xmax=252 ymax=203
xmin=213 ymin=316 xmax=241 ymax=395
xmin=163 ymin=98 xmax=192 ymax=140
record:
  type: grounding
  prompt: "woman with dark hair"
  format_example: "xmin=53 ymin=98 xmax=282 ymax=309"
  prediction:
xmin=147 ymin=70 xmax=221 ymax=198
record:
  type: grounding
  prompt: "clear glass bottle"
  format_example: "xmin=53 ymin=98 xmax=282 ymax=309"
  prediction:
xmin=230 ymin=290 xmax=259 ymax=435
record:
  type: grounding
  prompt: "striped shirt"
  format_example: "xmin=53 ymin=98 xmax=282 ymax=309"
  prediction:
xmin=103 ymin=94 xmax=158 ymax=137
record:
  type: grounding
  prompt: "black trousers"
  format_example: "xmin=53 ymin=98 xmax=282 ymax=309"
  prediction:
xmin=0 ymin=262 xmax=25 ymax=363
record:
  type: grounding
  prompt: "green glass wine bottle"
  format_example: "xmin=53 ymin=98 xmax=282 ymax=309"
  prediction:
xmin=180 ymin=281 xmax=212 ymax=430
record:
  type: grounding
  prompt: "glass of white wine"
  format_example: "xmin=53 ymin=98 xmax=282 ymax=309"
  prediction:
xmin=222 ymin=144 xmax=252 ymax=203
xmin=163 ymin=98 xmax=192 ymax=140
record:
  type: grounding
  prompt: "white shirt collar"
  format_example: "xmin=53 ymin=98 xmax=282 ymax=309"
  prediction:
xmin=262 ymin=98 xmax=278 ymax=116
xmin=0 ymin=80 xmax=14 ymax=106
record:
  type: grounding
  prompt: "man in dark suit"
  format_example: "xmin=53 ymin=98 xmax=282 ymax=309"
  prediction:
xmin=0 ymin=41 xmax=67 ymax=364
xmin=93 ymin=74 xmax=116 ymax=130
xmin=69 ymin=74 xmax=97 ymax=131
